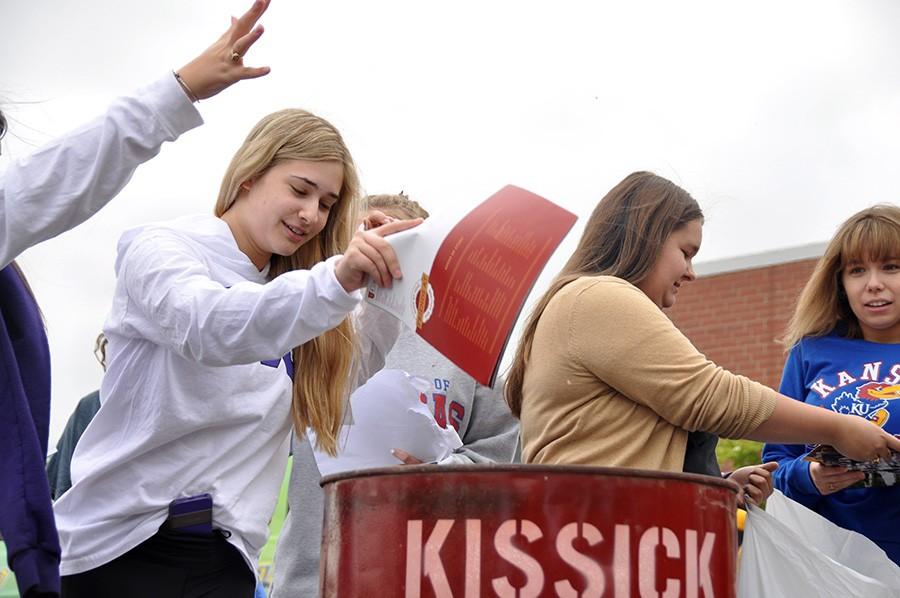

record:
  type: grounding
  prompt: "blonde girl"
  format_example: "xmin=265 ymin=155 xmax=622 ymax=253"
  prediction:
xmin=54 ymin=109 xmax=418 ymax=597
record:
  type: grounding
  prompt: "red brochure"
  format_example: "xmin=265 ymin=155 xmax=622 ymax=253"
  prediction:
xmin=366 ymin=185 xmax=577 ymax=386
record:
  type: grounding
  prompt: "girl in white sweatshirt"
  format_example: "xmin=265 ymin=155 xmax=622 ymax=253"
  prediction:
xmin=54 ymin=108 xmax=418 ymax=597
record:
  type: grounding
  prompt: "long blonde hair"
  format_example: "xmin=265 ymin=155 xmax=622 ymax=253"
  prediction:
xmin=783 ymin=203 xmax=900 ymax=348
xmin=504 ymin=171 xmax=703 ymax=417
xmin=214 ymin=109 xmax=361 ymax=456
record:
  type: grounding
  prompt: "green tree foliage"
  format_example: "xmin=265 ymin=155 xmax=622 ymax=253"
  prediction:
xmin=717 ymin=438 xmax=764 ymax=472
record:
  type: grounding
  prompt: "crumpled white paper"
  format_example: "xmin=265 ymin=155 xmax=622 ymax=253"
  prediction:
xmin=310 ymin=369 xmax=463 ymax=476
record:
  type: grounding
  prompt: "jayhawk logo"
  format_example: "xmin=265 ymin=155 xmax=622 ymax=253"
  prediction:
xmin=830 ymin=382 xmax=900 ymax=427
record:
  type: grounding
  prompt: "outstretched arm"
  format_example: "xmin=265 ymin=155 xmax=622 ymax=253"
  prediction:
xmin=0 ymin=0 xmax=272 ymax=267
xmin=747 ymin=393 xmax=900 ymax=461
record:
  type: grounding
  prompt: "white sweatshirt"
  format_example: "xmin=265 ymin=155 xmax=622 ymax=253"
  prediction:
xmin=0 ymin=73 xmax=201 ymax=268
xmin=54 ymin=214 xmax=397 ymax=577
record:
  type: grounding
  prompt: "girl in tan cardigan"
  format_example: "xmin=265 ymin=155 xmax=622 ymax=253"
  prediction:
xmin=506 ymin=171 xmax=900 ymax=474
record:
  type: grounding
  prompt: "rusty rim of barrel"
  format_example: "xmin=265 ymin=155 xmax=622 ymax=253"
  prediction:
xmin=320 ymin=464 xmax=739 ymax=493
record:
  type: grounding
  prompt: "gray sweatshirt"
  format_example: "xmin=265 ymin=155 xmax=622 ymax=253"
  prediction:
xmin=271 ymin=328 xmax=519 ymax=597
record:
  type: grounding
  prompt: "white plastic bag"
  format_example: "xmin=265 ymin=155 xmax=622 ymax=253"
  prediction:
xmin=737 ymin=490 xmax=900 ymax=597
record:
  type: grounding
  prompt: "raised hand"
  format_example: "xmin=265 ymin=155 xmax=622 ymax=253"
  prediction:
xmin=335 ymin=218 xmax=422 ymax=292
xmin=175 ymin=0 xmax=272 ymax=101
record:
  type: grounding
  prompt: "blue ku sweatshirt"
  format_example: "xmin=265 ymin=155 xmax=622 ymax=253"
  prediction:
xmin=763 ymin=331 xmax=900 ymax=564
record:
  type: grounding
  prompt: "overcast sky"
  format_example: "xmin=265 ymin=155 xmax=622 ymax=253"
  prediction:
xmin=3 ymin=0 xmax=900 ymax=443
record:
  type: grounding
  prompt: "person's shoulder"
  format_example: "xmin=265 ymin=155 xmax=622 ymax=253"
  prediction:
xmin=141 ymin=214 xmax=225 ymax=239
xmin=76 ymin=390 xmax=101 ymax=411
xmin=73 ymin=390 xmax=101 ymax=424
xmin=558 ymin=274 xmax=633 ymax=295
xmin=799 ymin=328 xmax=856 ymax=350
xmin=792 ymin=329 xmax=873 ymax=364
xmin=563 ymin=275 xmax=649 ymax=307
xmin=813 ymin=328 xmax=900 ymax=355
xmin=124 ymin=214 xmax=226 ymax=251
xmin=114 ymin=214 xmax=214 ymax=271
xmin=546 ymin=276 xmax=657 ymax=336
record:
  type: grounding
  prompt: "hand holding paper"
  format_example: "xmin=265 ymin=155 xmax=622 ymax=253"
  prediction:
xmin=335 ymin=218 xmax=422 ymax=291
xmin=805 ymin=442 xmax=900 ymax=488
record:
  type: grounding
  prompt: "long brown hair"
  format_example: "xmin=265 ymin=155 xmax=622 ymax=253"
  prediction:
xmin=783 ymin=203 xmax=900 ymax=348
xmin=214 ymin=109 xmax=361 ymax=456
xmin=504 ymin=171 xmax=703 ymax=416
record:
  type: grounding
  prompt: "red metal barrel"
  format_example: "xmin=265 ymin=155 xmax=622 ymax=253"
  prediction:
xmin=321 ymin=465 xmax=738 ymax=597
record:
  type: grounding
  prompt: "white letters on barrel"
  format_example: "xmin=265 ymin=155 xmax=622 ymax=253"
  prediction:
xmin=404 ymin=518 xmax=717 ymax=598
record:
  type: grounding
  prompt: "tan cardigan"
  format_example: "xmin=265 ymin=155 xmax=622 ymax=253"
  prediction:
xmin=520 ymin=276 xmax=778 ymax=472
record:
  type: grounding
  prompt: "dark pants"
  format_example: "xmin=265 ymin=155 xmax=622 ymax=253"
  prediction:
xmin=61 ymin=527 xmax=255 ymax=598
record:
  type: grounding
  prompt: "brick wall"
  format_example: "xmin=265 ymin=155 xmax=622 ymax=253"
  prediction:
xmin=666 ymin=258 xmax=819 ymax=390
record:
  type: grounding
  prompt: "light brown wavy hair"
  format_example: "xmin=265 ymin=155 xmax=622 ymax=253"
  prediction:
xmin=366 ymin=192 xmax=429 ymax=220
xmin=214 ymin=109 xmax=361 ymax=456
xmin=504 ymin=171 xmax=703 ymax=416
xmin=783 ymin=203 xmax=900 ymax=348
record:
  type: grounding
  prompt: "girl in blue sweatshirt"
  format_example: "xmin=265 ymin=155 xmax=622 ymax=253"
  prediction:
xmin=763 ymin=204 xmax=900 ymax=564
